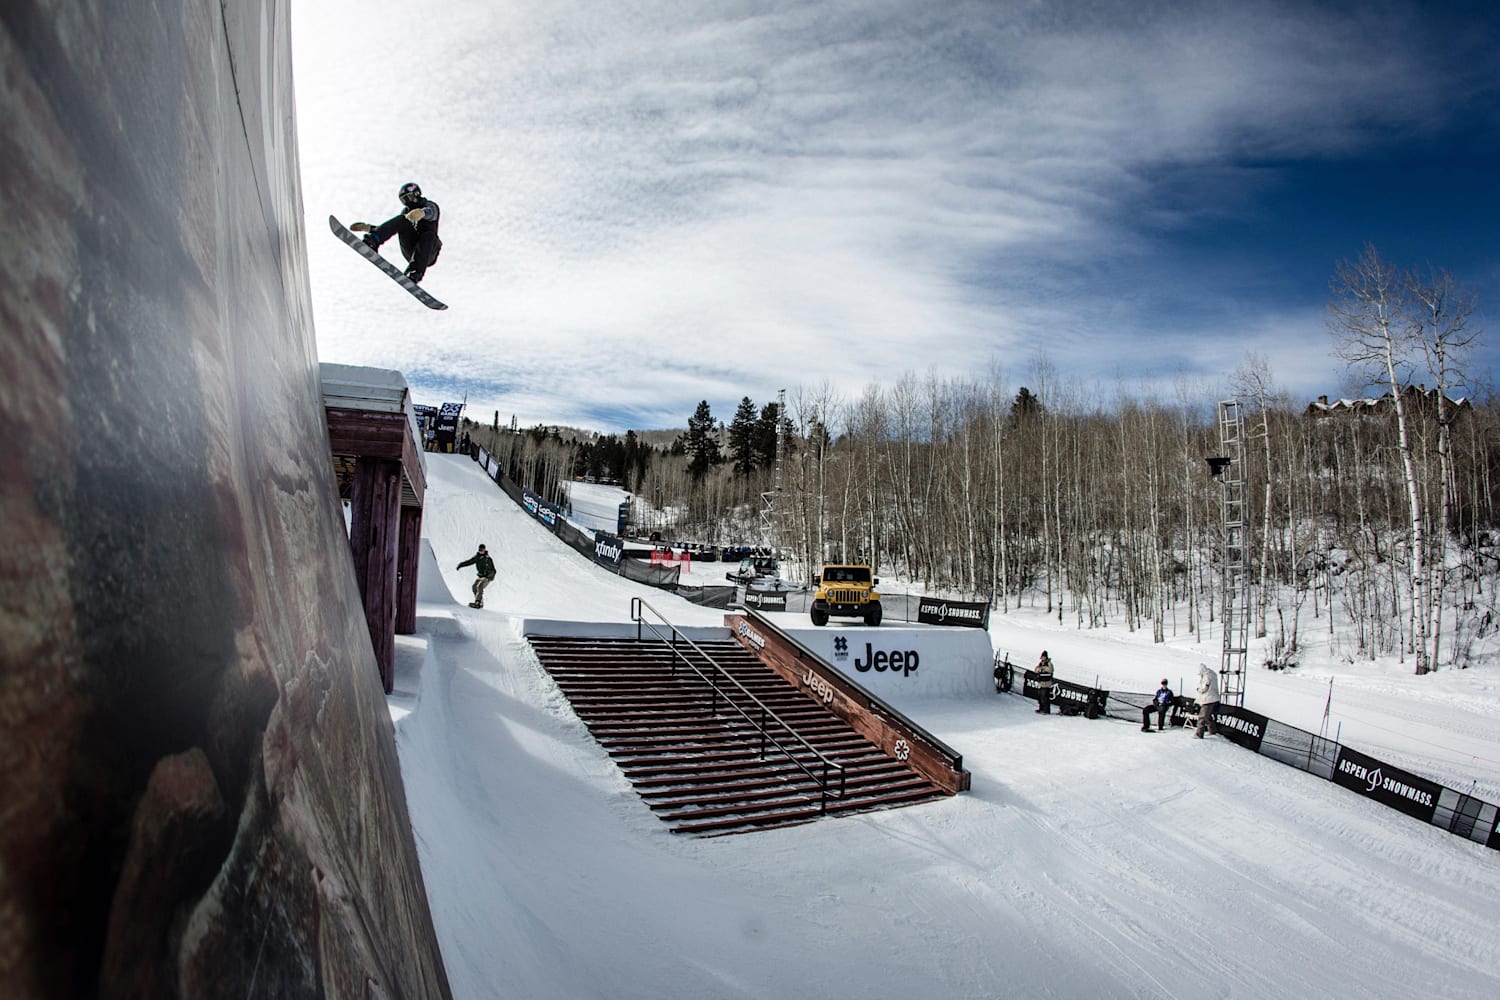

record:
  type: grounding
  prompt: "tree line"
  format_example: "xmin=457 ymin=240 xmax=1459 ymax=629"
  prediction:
xmin=467 ymin=247 xmax=1497 ymax=672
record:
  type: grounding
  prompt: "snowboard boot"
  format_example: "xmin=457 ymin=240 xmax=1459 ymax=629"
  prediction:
xmin=1141 ymin=724 xmax=1151 ymax=732
xmin=405 ymin=262 xmax=426 ymax=283
xmin=469 ymin=600 xmax=482 ymax=609
xmin=362 ymin=233 xmax=381 ymax=251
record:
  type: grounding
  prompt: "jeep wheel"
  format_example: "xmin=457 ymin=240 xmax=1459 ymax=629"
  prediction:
xmin=864 ymin=604 xmax=883 ymax=626
xmin=810 ymin=609 xmax=828 ymax=626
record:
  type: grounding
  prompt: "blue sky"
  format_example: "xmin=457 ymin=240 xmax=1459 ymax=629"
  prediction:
xmin=292 ymin=0 xmax=1499 ymax=433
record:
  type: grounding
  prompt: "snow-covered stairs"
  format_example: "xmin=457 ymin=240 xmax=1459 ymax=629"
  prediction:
xmin=526 ymin=634 xmax=947 ymax=836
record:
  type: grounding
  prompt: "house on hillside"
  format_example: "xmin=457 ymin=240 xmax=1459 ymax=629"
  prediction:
xmin=1304 ymin=385 xmax=1470 ymax=421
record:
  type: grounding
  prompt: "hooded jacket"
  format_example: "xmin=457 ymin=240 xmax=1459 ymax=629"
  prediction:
xmin=1196 ymin=667 xmax=1220 ymax=705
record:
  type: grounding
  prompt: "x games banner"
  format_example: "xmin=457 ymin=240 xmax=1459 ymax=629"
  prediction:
xmin=916 ymin=596 xmax=990 ymax=629
xmin=436 ymin=401 xmax=463 ymax=433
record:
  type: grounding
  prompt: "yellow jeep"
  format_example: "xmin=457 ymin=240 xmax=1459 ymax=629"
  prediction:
xmin=810 ymin=564 xmax=882 ymax=626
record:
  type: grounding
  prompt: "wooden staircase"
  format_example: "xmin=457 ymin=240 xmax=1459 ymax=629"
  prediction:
xmin=526 ymin=634 xmax=950 ymax=836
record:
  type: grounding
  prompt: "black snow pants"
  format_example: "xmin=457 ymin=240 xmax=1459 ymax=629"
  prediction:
xmin=372 ymin=216 xmax=441 ymax=276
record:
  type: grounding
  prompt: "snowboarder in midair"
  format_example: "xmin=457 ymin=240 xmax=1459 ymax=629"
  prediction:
xmin=350 ymin=182 xmax=442 ymax=283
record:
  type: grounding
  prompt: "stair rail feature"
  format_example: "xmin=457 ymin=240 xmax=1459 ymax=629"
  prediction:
xmin=630 ymin=597 xmax=847 ymax=814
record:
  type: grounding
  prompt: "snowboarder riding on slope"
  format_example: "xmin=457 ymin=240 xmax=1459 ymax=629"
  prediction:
xmin=350 ymin=182 xmax=442 ymax=283
xmin=457 ymin=543 xmax=496 ymax=609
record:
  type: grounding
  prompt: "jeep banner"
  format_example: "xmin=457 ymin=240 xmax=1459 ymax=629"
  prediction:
xmin=916 ymin=596 xmax=991 ymax=629
xmin=744 ymin=588 xmax=788 ymax=611
xmin=1331 ymin=746 xmax=1441 ymax=823
xmin=593 ymin=532 xmax=624 ymax=570
xmin=1208 ymin=704 xmax=1268 ymax=753
xmin=1022 ymin=671 xmax=1109 ymax=718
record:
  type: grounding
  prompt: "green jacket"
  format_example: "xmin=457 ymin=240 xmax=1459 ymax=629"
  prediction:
xmin=458 ymin=550 xmax=496 ymax=580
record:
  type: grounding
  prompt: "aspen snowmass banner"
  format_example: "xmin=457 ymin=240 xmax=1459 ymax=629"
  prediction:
xmin=1331 ymin=746 xmax=1440 ymax=823
xmin=916 ymin=596 xmax=991 ymax=629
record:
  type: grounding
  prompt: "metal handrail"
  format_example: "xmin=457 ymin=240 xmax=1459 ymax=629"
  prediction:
xmin=629 ymin=597 xmax=846 ymax=812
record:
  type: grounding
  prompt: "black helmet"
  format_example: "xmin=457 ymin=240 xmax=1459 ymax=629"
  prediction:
xmin=399 ymin=181 xmax=422 ymax=205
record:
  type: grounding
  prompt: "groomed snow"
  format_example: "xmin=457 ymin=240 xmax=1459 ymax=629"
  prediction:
xmin=393 ymin=454 xmax=1500 ymax=1000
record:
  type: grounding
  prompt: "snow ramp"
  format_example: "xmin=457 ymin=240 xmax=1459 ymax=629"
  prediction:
xmin=0 ymin=3 xmax=449 ymax=996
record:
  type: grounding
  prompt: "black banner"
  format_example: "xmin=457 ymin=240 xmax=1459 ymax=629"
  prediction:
xmin=522 ymin=490 xmax=563 ymax=527
xmin=916 ymin=596 xmax=991 ymax=629
xmin=1208 ymin=704 xmax=1269 ymax=753
xmin=744 ymin=588 xmax=788 ymax=611
xmin=1489 ymin=811 xmax=1500 ymax=852
xmin=1331 ymin=746 xmax=1440 ymax=823
xmin=436 ymin=400 xmax=463 ymax=433
xmin=1022 ymin=671 xmax=1109 ymax=719
xmin=593 ymin=532 xmax=624 ymax=570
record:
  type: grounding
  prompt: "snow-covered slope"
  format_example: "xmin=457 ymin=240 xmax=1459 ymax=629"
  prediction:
xmin=397 ymin=454 xmax=1500 ymax=1000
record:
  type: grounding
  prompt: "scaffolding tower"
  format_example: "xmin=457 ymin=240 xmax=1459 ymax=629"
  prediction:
xmin=759 ymin=388 xmax=787 ymax=552
xmin=1217 ymin=399 xmax=1249 ymax=707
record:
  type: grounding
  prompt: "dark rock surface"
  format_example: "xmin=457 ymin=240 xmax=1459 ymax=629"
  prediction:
xmin=0 ymin=2 xmax=451 ymax=996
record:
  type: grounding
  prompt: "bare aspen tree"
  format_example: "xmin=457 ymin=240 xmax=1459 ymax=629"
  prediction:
xmin=1409 ymin=267 xmax=1480 ymax=667
xmin=1329 ymin=244 xmax=1430 ymax=673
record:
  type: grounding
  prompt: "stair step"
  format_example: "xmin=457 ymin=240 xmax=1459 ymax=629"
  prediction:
xmin=526 ymin=633 xmax=951 ymax=836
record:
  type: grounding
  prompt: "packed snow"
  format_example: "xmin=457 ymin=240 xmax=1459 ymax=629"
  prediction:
xmin=392 ymin=454 xmax=1500 ymax=1000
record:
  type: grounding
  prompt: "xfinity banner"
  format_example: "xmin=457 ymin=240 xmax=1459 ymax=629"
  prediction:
xmin=1332 ymin=746 xmax=1440 ymax=823
xmin=593 ymin=532 xmax=624 ymax=570
xmin=916 ymin=596 xmax=991 ymax=629
xmin=1208 ymin=704 xmax=1268 ymax=753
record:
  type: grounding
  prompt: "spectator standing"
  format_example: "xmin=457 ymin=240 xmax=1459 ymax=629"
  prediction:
xmin=457 ymin=544 xmax=497 ymax=609
xmin=1033 ymin=650 xmax=1054 ymax=714
xmin=1193 ymin=664 xmax=1220 ymax=738
xmin=1142 ymin=679 xmax=1174 ymax=732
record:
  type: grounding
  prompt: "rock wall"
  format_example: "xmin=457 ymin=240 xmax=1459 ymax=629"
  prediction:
xmin=0 ymin=2 xmax=451 ymax=996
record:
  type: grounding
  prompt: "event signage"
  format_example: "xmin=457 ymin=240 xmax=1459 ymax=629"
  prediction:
xmin=436 ymin=401 xmax=463 ymax=433
xmin=851 ymin=642 xmax=919 ymax=676
xmin=522 ymin=490 xmax=562 ymax=527
xmin=744 ymin=588 xmax=788 ymax=611
xmin=1022 ymin=671 xmax=1109 ymax=718
xmin=1489 ymin=812 xmax=1500 ymax=852
xmin=593 ymin=533 xmax=624 ymax=569
xmin=916 ymin=596 xmax=991 ymax=629
xmin=1331 ymin=746 xmax=1440 ymax=823
xmin=1209 ymin=704 xmax=1268 ymax=753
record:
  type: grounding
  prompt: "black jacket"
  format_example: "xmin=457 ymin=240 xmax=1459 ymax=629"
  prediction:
xmin=458 ymin=550 xmax=496 ymax=580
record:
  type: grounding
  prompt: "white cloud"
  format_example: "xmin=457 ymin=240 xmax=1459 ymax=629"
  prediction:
xmin=294 ymin=0 xmax=1495 ymax=430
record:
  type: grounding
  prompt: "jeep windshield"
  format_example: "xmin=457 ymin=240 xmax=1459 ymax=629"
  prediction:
xmin=824 ymin=567 xmax=871 ymax=584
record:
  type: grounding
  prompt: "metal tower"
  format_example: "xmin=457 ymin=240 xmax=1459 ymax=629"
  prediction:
xmin=1217 ymin=399 xmax=1249 ymax=707
xmin=759 ymin=388 xmax=788 ymax=552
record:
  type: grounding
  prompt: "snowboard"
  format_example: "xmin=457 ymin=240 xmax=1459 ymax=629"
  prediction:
xmin=328 ymin=215 xmax=447 ymax=310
